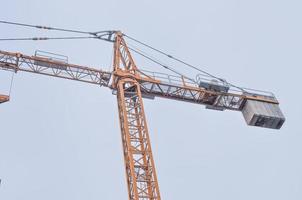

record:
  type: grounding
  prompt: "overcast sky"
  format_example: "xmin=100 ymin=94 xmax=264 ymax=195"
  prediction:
xmin=0 ymin=0 xmax=301 ymax=199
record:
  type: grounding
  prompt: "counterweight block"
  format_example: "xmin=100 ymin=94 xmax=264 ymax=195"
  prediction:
xmin=242 ymin=100 xmax=285 ymax=129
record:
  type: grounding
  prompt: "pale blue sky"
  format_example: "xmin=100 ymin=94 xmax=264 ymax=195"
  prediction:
xmin=0 ymin=0 xmax=301 ymax=199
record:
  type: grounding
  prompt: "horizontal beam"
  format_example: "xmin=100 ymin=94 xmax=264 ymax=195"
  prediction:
xmin=0 ymin=50 xmax=112 ymax=86
xmin=112 ymin=70 xmax=279 ymax=111
xmin=0 ymin=50 xmax=280 ymax=112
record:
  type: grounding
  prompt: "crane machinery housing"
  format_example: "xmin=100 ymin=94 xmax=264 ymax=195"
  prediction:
xmin=0 ymin=21 xmax=285 ymax=200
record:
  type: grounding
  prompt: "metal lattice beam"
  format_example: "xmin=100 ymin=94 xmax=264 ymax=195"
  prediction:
xmin=117 ymin=79 xmax=161 ymax=200
xmin=0 ymin=50 xmax=111 ymax=86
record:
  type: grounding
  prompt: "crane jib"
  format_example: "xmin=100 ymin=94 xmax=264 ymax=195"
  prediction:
xmin=0 ymin=49 xmax=285 ymax=129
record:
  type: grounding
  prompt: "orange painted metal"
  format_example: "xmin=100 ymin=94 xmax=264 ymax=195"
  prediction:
xmin=0 ymin=32 xmax=283 ymax=199
xmin=0 ymin=94 xmax=9 ymax=104
xmin=0 ymin=50 xmax=278 ymax=110
xmin=116 ymin=79 xmax=161 ymax=200
xmin=0 ymin=50 xmax=112 ymax=86
xmin=114 ymin=32 xmax=161 ymax=200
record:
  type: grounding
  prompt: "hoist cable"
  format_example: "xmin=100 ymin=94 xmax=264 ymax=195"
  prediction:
xmin=127 ymin=43 xmax=193 ymax=80
xmin=0 ymin=20 xmax=116 ymax=42
xmin=0 ymin=20 xmax=245 ymax=91
xmin=8 ymin=72 xmax=15 ymax=96
xmin=123 ymin=34 xmax=221 ymax=79
xmin=0 ymin=36 xmax=100 ymax=41
xmin=0 ymin=20 xmax=95 ymax=35
xmin=127 ymin=45 xmax=197 ymax=84
xmin=124 ymin=34 xmax=246 ymax=91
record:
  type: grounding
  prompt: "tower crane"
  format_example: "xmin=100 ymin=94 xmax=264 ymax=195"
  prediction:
xmin=0 ymin=21 xmax=285 ymax=200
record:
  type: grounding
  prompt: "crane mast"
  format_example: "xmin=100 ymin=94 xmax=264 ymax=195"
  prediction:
xmin=116 ymin=79 xmax=161 ymax=199
xmin=0 ymin=30 xmax=285 ymax=200
xmin=114 ymin=32 xmax=161 ymax=199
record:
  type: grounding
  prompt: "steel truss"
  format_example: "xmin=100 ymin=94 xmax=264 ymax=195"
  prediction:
xmin=0 ymin=50 xmax=111 ymax=86
xmin=117 ymin=79 xmax=161 ymax=200
xmin=0 ymin=31 xmax=281 ymax=200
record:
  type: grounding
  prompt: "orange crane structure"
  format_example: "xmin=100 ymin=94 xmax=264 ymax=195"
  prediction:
xmin=0 ymin=22 xmax=285 ymax=200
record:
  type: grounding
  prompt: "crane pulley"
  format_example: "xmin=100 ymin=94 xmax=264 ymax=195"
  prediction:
xmin=0 ymin=21 xmax=285 ymax=200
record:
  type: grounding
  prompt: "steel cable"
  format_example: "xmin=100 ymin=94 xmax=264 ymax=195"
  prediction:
xmin=0 ymin=36 xmax=100 ymax=41
xmin=0 ymin=20 xmax=95 ymax=35
xmin=124 ymin=34 xmax=246 ymax=91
